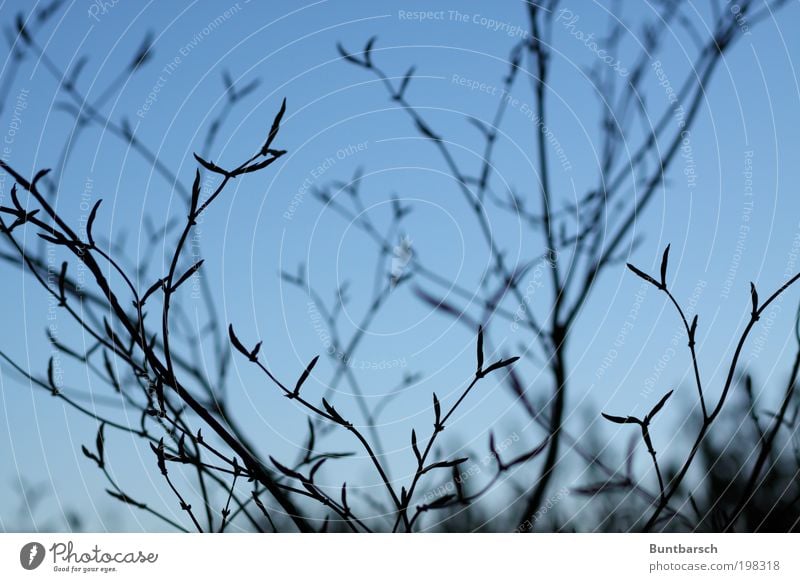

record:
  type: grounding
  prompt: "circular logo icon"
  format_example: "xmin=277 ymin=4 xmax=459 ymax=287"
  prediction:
xmin=20 ymin=542 xmax=46 ymax=570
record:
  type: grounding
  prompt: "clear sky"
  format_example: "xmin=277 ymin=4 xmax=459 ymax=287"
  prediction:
xmin=1 ymin=0 xmax=799 ymax=532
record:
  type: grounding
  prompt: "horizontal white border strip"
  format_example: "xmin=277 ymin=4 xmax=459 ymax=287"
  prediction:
xmin=0 ymin=533 xmax=797 ymax=580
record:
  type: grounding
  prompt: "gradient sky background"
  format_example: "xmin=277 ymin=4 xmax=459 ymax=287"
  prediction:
xmin=1 ymin=0 xmax=799 ymax=532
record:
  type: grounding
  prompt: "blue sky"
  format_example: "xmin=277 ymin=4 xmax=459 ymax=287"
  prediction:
xmin=1 ymin=0 xmax=799 ymax=532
